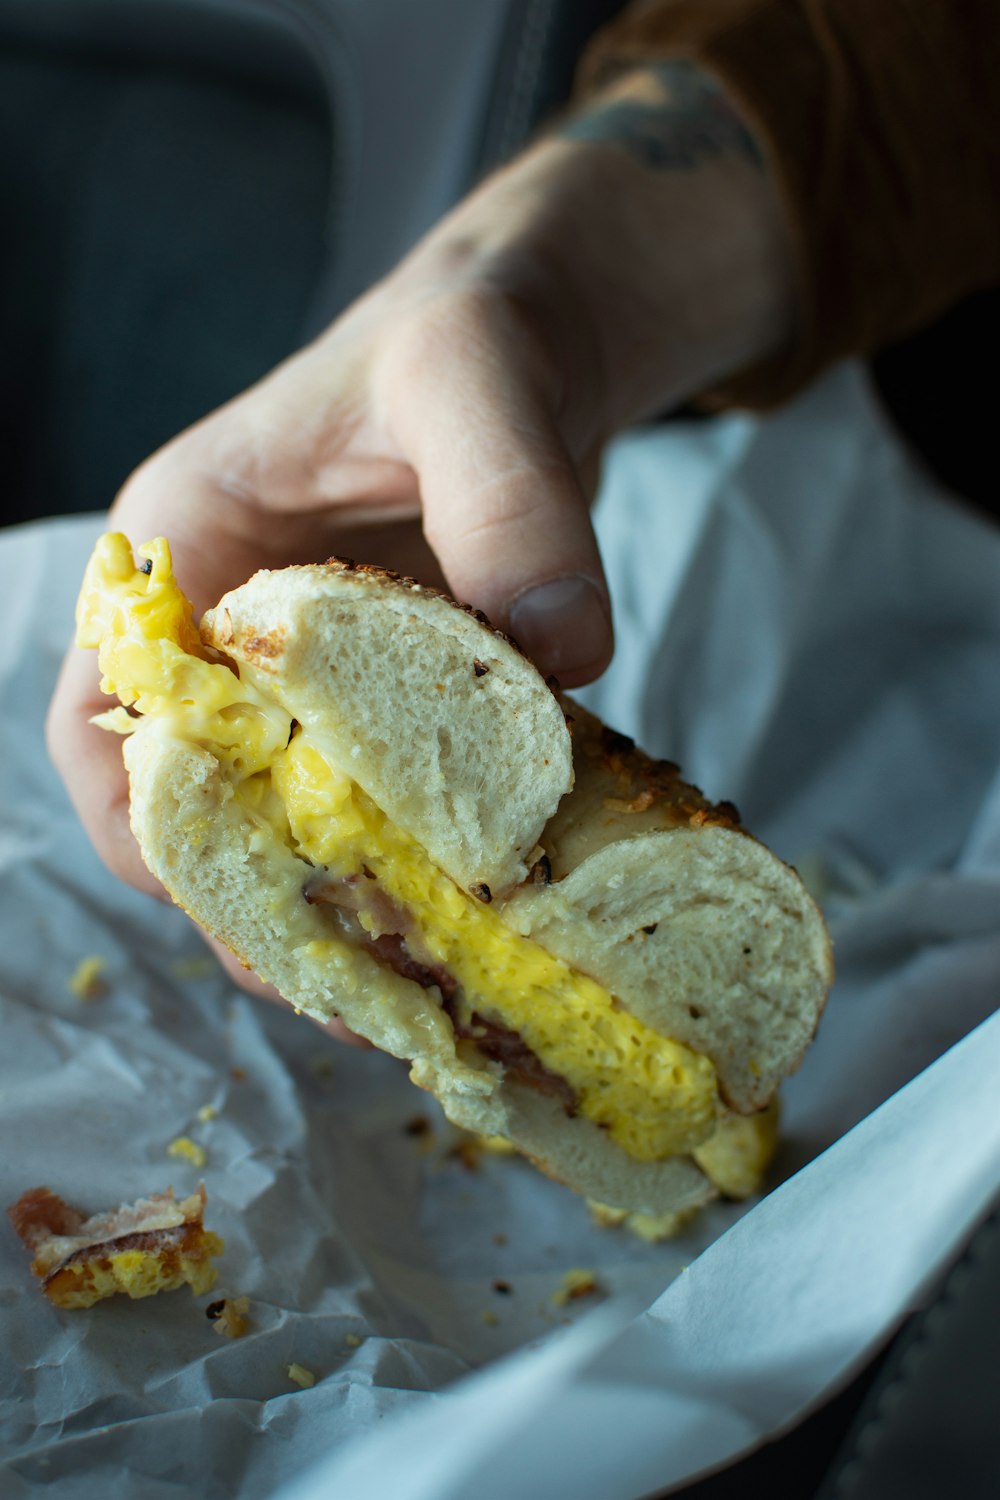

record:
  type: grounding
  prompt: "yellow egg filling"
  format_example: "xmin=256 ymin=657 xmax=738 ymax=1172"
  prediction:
xmin=42 ymin=1234 xmax=223 ymax=1309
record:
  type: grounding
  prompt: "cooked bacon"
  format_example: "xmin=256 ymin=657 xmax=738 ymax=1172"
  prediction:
xmin=305 ymin=873 xmax=457 ymax=1000
xmin=444 ymin=999 xmax=578 ymax=1112
xmin=53 ymin=1225 xmax=191 ymax=1279
xmin=366 ymin=931 xmax=458 ymax=1003
xmin=8 ymin=1186 xmax=84 ymax=1249
xmin=304 ymin=870 xmax=409 ymax=937
xmin=305 ymin=871 xmax=577 ymax=1112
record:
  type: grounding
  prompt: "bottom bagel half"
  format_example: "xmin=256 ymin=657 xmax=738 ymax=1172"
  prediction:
xmin=124 ymin=727 xmax=779 ymax=1216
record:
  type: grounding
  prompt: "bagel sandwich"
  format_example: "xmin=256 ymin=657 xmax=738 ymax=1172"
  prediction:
xmin=75 ymin=533 xmax=832 ymax=1217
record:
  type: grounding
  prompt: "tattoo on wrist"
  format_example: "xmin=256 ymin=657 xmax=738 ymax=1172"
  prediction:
xmin=560 ymin=60 xmax=762 ymax=172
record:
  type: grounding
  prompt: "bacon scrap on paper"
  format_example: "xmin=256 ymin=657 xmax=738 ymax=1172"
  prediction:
xmin=6 ymin=1184 xmax=223 ymax=1309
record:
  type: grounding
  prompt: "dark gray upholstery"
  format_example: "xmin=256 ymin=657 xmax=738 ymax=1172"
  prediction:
xmin=0 ymin=0 xmax=624 ymax=528
xmin=0 ymin=1 xmax=332 ymax=525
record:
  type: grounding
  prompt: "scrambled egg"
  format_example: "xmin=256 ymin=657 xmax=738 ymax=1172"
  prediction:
xmin=68 ymin=954 xmax=107 ymax=999
xmin=167 ymin=1136 xmax=208 ymax=1169
xmin=76 ymin=534 xmax=289 ymax=775
xmin=589 ymin=1100 xmax=780 ymax=1238
xmin=692 ymin=1098 xmax=779 ymax=1199
xmin=43 ymin=1235 xmax=223 ymax=1309
xmin=77 ymin=534 xmax=724 ymax=1166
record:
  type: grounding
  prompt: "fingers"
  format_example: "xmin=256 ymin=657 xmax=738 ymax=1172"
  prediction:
xmin=382 ymin=293 xmax=614 ymax=688
xmin=47 ymin=646 xmax=167 ymax=900
xmin=49 ymin=253 xmax=614 ymax=1082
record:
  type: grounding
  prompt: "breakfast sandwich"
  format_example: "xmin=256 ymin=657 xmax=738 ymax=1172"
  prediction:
xmin=74 ymin=533 xmax=833 ymax=1216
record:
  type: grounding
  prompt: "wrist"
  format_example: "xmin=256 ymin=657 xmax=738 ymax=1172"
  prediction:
xmin=548 ymin=62 xmax=796 ymax=424
xmin=402 ymin=62 xmax=795 ymax=435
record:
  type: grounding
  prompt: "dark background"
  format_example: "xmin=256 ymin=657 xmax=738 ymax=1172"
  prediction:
xmin=1 ymin=0 xmax=993 ymax=533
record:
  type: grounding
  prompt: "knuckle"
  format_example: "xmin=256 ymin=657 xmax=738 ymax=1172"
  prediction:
xmin=386 ymin=281 xmax=524 ymax=387
xmin=423 ymin=460 xmax=579 ymax=552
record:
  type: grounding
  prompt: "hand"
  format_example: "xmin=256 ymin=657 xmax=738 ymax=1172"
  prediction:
xmin=47 ymin=62 xmax=793 ymax=1040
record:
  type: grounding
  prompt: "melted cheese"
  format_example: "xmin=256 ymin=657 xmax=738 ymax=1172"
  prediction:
xmin=78 ymin=534 xmax=722 ymax=1164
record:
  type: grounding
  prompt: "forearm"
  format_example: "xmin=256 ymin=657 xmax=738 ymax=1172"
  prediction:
xmin=576 ymin=0 xmax=1000 ymax=409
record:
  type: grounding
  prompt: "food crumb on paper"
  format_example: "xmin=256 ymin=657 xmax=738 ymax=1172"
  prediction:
xmin=478 ymin=1134 xmax=518 ymax=1155
xmin=169 ymin=955 xmax=218 ymax=982
xmin=196 ymin=1105 xmax=218 ymax=1123
xmin=449 ymin=1138 xmax=481 ymax=1171
xmin=287 ymin=1362 xmax=316 ymax=1389
xmin=481 ymin=1310 xmax=500 ymax=1326
xmin=449 ymin=1132 xmax=518 ymax=1171
xmin=167 ymin=1137 xmax=207 ymax=1169
xmin=551 ymin=1268 xmax=601 ymax=1307
xmin=588 ymin=1198 xmax=697 ymax=1243
xmin=344 ymin=1333 xmax=362 ymax=1348
xmin=206 ymin=1296 xmax=250 ymax=1338
xmin=68 ymin=956 xmax=107 ymax=1000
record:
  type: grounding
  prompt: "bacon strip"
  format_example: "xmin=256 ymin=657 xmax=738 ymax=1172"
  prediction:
xmin=444 ymin=1001 xmax=579 ymax=1112
xmin=8 ymin=1186 xmax=84 ymax=1248
xmin=304 ymin=871 xmax=579 ymax=1110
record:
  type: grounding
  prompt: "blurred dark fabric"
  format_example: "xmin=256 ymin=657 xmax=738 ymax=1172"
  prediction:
xmin=870 ymin=288 xmax=999 ymax=521
xmin=0 ymin=0 xmax=626 ymax=530
xmin=660 ymin=1199 xmax=1000 ymax=1500
xmin=0 ymin=6 xmax=332 ymax=527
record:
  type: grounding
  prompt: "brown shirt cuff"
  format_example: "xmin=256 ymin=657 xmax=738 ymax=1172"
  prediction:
xmin=576 ymin=0 xmax=1000 ymax=410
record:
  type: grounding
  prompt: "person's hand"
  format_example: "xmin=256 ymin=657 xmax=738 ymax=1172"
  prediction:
xmin=47 ymin=62 xmax=794 ymax=1041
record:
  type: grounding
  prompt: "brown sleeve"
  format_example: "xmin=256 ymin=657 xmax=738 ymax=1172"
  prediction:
xmin=576 ymin=0 xmax=1000 ymax=409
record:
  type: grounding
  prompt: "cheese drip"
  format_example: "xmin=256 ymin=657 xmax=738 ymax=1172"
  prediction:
xmin=77 ymin=533 xmax=289 ymax=777
xmin=77 ymin=534 xmax=721 ymax=1163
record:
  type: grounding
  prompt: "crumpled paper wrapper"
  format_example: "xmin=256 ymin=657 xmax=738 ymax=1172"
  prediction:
xmin=2 ymin=363 xmax=998 ymax=1499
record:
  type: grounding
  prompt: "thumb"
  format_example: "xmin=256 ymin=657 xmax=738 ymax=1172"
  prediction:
xmin=391 ymin=351 xmax=613 ymax=687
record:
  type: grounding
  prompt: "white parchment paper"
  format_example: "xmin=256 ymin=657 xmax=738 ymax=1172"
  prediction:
xmin=2 ymin=363 xmax=999 ymax=1499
